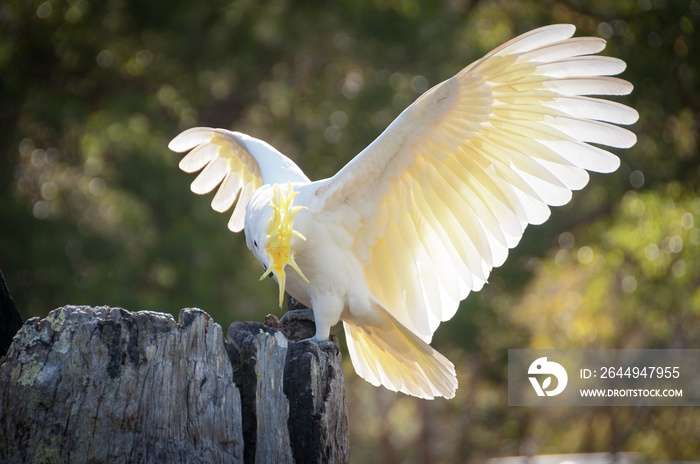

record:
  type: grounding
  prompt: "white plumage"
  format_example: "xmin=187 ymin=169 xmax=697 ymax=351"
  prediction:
xmin=169 ymin=24 xmax=638 ymax=399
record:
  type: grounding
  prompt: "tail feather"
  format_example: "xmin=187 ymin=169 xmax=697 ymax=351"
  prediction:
xmin=343 ymin=309 xmax=458 ymax=399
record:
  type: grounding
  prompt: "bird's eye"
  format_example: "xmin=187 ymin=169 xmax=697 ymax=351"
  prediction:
xmin=253 ymin=240 xmax=258 ymax=248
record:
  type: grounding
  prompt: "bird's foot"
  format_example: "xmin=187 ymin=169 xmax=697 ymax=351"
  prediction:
xmin=297 ymin=335 xmax=340 ymax=354
xmin=279 ymin=302 xmax=339 ymax=352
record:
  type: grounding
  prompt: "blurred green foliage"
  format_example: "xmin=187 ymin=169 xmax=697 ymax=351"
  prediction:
xmin=1 ymin=0 xmax=699 ymax=461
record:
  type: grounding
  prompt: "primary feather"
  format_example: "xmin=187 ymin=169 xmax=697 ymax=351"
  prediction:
xmin=170 ymin=24 xmax=638 ymax=399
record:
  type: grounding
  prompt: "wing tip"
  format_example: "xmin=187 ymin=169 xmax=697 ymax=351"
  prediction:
xmin=552 ymin=23 xmax=576 ymax=35
xmin=168 ymin=127 xmax=218 ymax=152
xmin=607 ymin=153 xmax=622 ymax=172
xmin=522 ymin=23 xmax=577 ymax=39
xmin=626 ymin=106 xmax=640 ymax=126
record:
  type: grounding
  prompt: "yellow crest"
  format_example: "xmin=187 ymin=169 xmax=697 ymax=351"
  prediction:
xmin=260 ymin=183 xmax=310 ymax=307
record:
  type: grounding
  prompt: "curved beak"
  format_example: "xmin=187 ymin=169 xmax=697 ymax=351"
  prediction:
xmin=259 ymin=183 xmax=310 ymax=307
xmin=260 ymin=249 xmax=308 ymax=307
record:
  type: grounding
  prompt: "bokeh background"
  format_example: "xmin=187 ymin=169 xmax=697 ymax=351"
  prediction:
xmin=2 ymin=0 xmax=699 ymax=461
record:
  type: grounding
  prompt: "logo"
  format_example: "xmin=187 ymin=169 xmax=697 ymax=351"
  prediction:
xmin=528 ymin=357 xmax=568 ymax=397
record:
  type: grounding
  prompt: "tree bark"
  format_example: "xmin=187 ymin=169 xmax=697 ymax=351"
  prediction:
xmin=0 ymin=305 xmax=348 ymax=464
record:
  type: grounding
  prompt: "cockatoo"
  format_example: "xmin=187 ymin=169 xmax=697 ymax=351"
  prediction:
xmin=169 ymin=24 xmax=637 ymax=399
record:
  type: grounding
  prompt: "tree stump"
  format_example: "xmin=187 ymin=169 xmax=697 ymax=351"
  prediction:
xmin=0 ymin=305 xmax=348 ymax=464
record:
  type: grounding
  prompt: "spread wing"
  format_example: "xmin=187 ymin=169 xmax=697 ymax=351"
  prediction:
xmin=315 ymin=24 xmax=638 ymax=342
xmin=169 ymin=128 xmax=309 ymax=232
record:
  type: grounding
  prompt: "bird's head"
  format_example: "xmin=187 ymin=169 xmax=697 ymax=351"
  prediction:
xmin=256 ymin=183 xmax=309 ymax=307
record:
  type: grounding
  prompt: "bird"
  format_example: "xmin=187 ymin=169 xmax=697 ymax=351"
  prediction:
xmin=169 ymin=24 xmax=638 ymax=399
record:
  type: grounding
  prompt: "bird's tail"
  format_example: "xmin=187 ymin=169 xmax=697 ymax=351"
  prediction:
xmin=342 ymin=308 xmax=457 ymax=399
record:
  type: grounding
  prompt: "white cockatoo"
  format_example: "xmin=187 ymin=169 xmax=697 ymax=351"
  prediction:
xmin=169 ymin=24 xmax=638 ymax=399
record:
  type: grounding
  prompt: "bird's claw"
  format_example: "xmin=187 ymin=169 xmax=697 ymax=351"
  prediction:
xmin=297 ymin=335 xmax=340 ymax=354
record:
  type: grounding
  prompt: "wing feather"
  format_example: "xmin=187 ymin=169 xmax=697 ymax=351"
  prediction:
xmin=170 ymin=128 xmax=264 ymax=232
xmin=537 ymin=56 xmax=628 ymax=77
xmin=179 ymin=143 xmax=218 ymax=173
xmin=542 ymin=77 xmax=633 ymax=96
xmin=487 ymin=24 xmax=576 ymax=56
xmin=317 ymin=24 xmax=638 ymax=341
xmin=211 ymin=172 xmax=241 ymax=213
xmin=396 ymin=216 xmax=441 ymax=332
xmin=416 ymin=191 xmax=474 ymax=302
xmin=517 ymin=37 xmax=606 ymax=62
xmin=191 ymin=157 xmax=229 ymax=195
xmin=431 ymin=171 xmax=491 ymax=281
xmin=455 ymin=151 xmax=527 ymax=242
xmin=439 ymin=157 xmax=509 ymax=259
xmin=169 ymin=127 xmax=309 ymax=232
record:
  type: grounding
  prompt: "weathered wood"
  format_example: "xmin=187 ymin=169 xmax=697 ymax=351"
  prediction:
xmin=227 ymin=321 xmax=294 ymax=464
xmin=276 ymin=306 xmax=349 ymax=462
xmin=0 ymin=306 xmax=243 ymax=463
xmin=227 ymin=313 xmax=349 ymax=464
xmin=285 ymin=339 xmax=348 ymax=463
xmin=0 ymin=305 xmax=349 ymax=463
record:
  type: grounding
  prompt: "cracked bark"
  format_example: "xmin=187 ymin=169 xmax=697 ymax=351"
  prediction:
xmin=0 ymin=305 xmax=348 ymax=464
